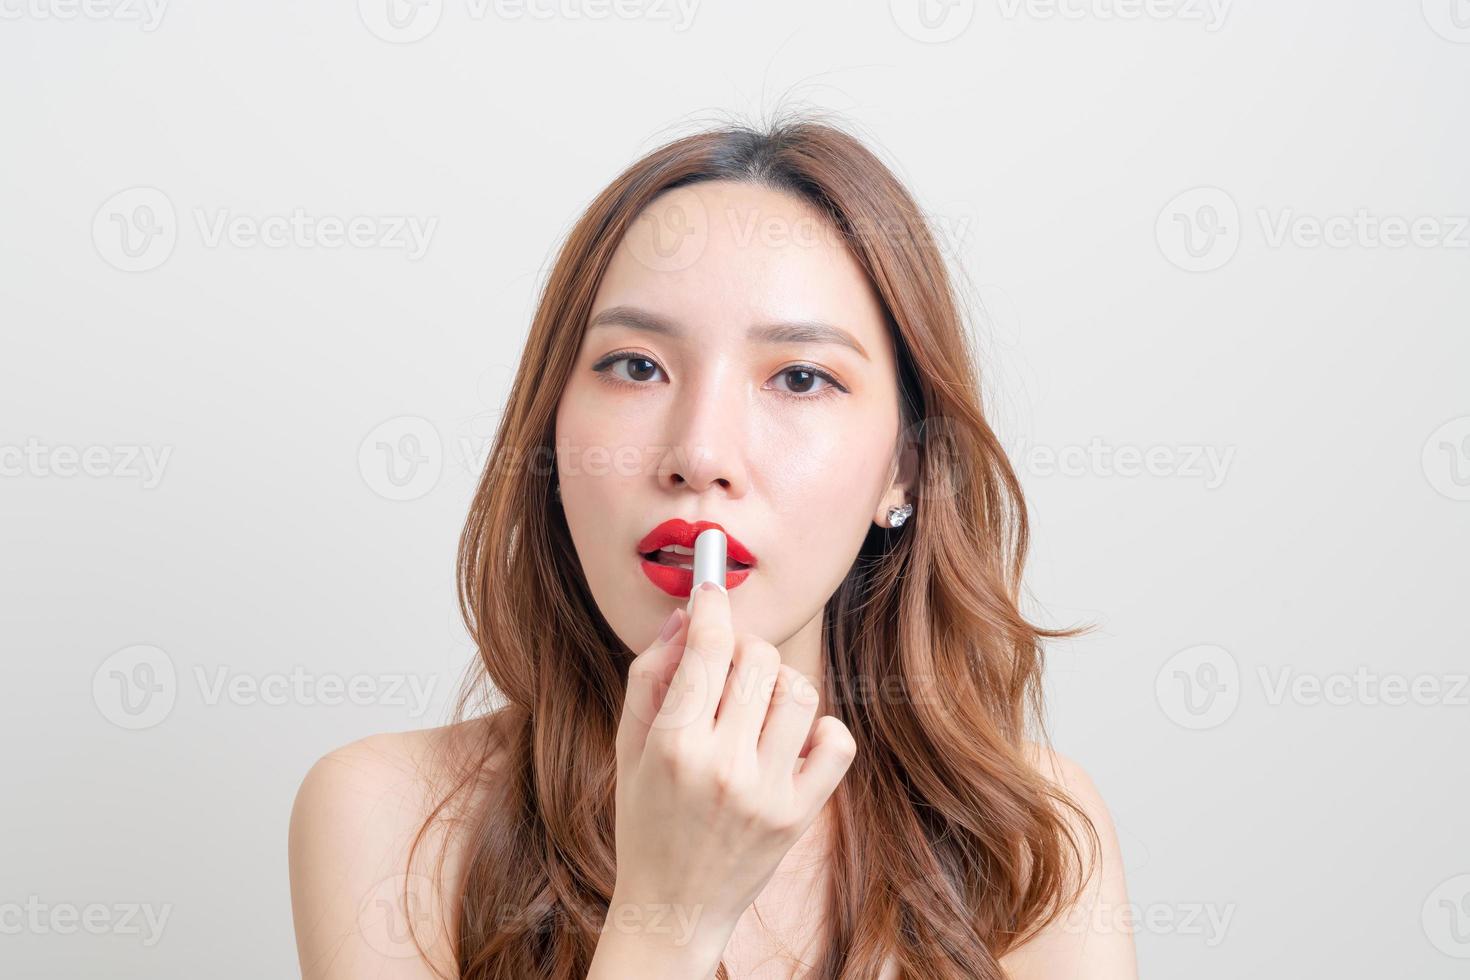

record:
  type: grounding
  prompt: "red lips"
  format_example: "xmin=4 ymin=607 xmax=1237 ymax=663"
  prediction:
xmin=636 ymin=519 xmax=758 ymax=566
xmin=636 ymin=519 xmax=757 ymax=598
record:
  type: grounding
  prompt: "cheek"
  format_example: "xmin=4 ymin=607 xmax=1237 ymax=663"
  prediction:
xmin=555 ymin=388 xmax=659 ymax=491
xmin=758 ymin=421 xmax=893 ymax=541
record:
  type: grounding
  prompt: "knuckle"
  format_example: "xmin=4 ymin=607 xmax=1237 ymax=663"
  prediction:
xmin=776 ymin=665 xmax=819 ymax=707
xmin=759 ymin=803 xmax=799 ymax=835
xmin=683 ymin=625 xmax=721 ymax=659
xmin=734 ymin=631 xmax=772 ymax=652
xmin=739 ymin=639 xmax=781 ymax=673
xmin=651 ymin=733 xmax=696 ymax=775
xmin=731 ymin=644 xmax=781 ymax=708
xmin=710 ymin=758 xmax=760 ymax=807
xmin=821 ymin=717 xmax=858 ymax=757
xmin=710 ymin=767 xmax=737 ymax=798
xmin=773 ymin=811 xmax=802 ymax=835
xmin=626 ymin=657 xmax=657 ymax=685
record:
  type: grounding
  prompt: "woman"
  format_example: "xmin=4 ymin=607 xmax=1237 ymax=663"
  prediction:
xmin=289 ymin=114 xmax=1137 ymax=979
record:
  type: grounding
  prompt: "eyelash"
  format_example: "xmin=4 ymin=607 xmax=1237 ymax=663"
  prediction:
xmin=591 ymin=349 xmax=849 ymax=402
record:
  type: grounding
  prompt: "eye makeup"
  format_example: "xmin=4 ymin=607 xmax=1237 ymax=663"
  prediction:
xmin=590 ymin=349 xmax=849 ymax=401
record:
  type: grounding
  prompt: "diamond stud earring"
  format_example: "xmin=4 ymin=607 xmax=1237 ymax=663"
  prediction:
xmin=886 ymin=503 xmax=913 ymax=528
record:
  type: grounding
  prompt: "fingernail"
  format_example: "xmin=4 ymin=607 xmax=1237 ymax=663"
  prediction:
xmin=686 ymin=579 xmax=724 ymax=613
xmin=657 ymin=608 xmax=682 ymax=641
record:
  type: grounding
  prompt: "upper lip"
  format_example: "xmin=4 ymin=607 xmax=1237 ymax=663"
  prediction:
xmin=637 ymin=519 xmax=757 ymax=567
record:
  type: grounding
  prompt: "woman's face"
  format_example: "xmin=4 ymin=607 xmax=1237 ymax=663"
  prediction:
xmin=553 ymin=178 xmax=910 ymax=653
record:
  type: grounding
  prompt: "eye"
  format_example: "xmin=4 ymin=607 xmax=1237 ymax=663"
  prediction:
xmin=767 ymin=364 xmax=848 ymax=401
xmin=591 ymin=350 xmax=849 ymax=402
xmin=592 ymin=350 xmax=667 ymax=385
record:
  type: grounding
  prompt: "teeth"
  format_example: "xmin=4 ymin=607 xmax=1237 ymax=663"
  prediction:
xmin=644 ymin=541 xmax=750 ymax=569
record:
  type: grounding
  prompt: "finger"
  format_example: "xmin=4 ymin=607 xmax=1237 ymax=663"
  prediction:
xmin=657 ymin=580 xmax=735 ymax=732
xmin=791 ymin=715 xmax=857 ymax=814
xmin=756 ymin=665 xmax=820 ymax=771
xmin=713 ymin=636 xmax=781 ymax=748
xmin=616 ymin=607 xmax=689 ymax=765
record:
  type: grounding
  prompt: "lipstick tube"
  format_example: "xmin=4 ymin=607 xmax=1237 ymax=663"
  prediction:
xmin=687 ymin=527 xmax=727 ymax=611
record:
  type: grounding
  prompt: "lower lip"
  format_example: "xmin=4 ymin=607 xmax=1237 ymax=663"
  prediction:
xmin=639 ymin=555 xmax=753 ymax=597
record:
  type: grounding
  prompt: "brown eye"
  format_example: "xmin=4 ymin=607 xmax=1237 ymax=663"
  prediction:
xmin=769 ymin=364 xmax=845 ymax=399
xmin=623 ymin=357 xmax=659 ymax=382
xmin=592 ymin=350 xmax=667 ymax=387
xmin=593 ymin=350 xmax=847 ymax=402
xmin=782 ymin=368 xmax=819 ymax=393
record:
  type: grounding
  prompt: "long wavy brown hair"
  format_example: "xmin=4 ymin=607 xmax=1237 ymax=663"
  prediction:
xmin=408 ymin=110 xmax=1097 ymax=979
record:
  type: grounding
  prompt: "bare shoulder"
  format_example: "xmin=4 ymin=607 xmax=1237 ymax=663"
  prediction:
xmin=1019 ymin=740 xmax=1110 ymax=827
xmin=287 ymin=715 xmax=511 ymax=980
xmin=998 ymin=740 xmax=1139 ymax=979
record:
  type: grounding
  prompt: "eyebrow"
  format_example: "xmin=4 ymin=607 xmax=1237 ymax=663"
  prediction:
xmin=588 ymin=305 xmax=870 ymax=361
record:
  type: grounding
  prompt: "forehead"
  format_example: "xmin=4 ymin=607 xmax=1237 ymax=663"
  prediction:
xmin=591 ymin=179 xmax=890 ymax=354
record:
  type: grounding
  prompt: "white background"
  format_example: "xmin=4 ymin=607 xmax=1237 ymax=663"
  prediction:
xmin=2 ymin=1 xmax=1467 ymax=976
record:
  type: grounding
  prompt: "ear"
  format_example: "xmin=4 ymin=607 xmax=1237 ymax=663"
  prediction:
xmin=873 ymin=429 xmax=919 ymax=528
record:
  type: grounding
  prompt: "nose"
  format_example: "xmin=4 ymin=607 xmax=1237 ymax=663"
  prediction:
xmin=656 ymin=364 xmax=748 ymax=498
